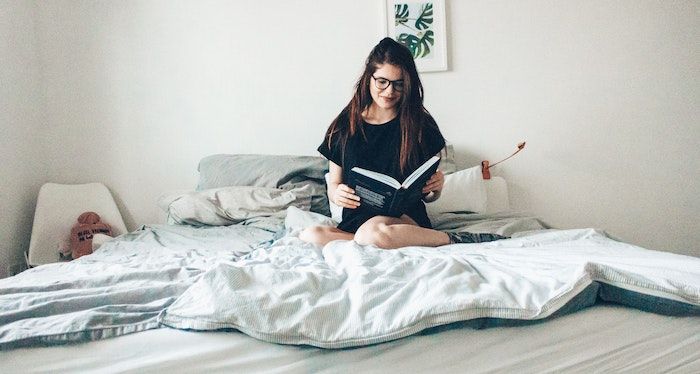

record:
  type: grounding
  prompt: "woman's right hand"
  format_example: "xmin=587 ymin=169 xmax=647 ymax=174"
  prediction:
xmin=333 ymin=184 xmax=361 ymax=209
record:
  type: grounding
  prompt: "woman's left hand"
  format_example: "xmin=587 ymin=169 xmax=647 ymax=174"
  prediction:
xmin=422 ymin=170 xmax=444 ymax=194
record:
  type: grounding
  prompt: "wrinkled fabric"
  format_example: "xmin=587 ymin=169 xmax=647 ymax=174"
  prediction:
xmin=2 ymin=208 xmax=699 ymax=350
xmin=0 ymin=222 xmax=277 ymax=349
xmin=196 ymin=154 xmax=330 ymax=216
xmin=159 ymin=185 xmax=313 ymax=226
xmin=161 ymin=213 xmax=700 ymax=348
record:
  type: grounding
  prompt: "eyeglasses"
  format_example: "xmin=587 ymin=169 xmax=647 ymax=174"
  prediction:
xmin=372 ymin=75 xmax=404 ymax=92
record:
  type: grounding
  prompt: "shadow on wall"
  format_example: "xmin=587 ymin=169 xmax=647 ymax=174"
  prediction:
xmin=110 ymin=189 xmax=136 ymax=232
xmin=452 ymin=148 xmax=481 ymax=171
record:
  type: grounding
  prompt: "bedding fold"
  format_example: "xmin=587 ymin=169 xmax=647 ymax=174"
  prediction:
xmin=0 ymin=223 xmax=277 ymax=349
xmin=160 ymin=216 xmax=700 ymax=348
xmin=1 ymin=208 xmax=698 ymax=350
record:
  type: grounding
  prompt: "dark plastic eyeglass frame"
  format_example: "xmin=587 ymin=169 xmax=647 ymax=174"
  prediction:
xmin=371 ymin=75 xmax=404 ymax=92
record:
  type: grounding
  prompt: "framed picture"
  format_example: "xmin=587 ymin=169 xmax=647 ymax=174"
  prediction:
xmin=383 ymin=0 xmax=448 ymax=72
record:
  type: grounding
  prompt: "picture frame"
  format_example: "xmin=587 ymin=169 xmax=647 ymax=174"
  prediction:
xmin=383 ymin=0 xmax=448 ymax=72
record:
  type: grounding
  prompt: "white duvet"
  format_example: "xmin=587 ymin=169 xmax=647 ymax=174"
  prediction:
xmin=0 ymin=222 xmax=278 ymax=349
xmin=1 ymin=208 xmax=698 ymax=350
xmin=160 ymin=208 xmax=700 ymax=348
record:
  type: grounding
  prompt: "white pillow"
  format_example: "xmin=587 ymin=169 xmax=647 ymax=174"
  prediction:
xmin=425 ymin=166 xmax=487 ymax=216
xmin=438 ymin=142 xmax=457 ymax=175
xmin=324 ymin=173 xmax=343 ymax=223
xmin=284 ymin=206 xmax=337 ymax=235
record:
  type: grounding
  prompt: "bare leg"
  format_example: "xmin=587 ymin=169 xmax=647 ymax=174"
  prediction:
xmin=299 ymin=225 xmax=354 ymax=246
xmin=354 ymin=215 xmax=451 ymax=249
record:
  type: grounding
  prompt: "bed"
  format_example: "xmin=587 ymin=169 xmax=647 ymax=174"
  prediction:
xmin=1 ymin=153 xmax=698 ymax=373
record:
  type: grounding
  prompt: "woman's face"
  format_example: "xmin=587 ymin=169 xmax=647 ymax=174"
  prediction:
xmin=369 ymin=63 xmax=403 ymax=111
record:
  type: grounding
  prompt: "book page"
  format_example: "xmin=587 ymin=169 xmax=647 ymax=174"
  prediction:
xmin=351 ymin=168 xmax=401 ymax=189
xmin=402 ymin=156 xmax=440 ymax=188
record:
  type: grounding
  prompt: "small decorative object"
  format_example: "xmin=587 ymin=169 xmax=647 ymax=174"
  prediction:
xmin=383 ymin=0 xmax=448 ymax=72
xmin=70 ymin=212 xmax=113 ymax=260
xmin=481 ymin=142 xmax=527 ymax=180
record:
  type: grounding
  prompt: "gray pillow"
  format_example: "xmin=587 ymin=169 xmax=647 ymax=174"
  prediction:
xmin=160 ymin=185 xmax=313 ymax=227
xmin=197 ymin=154 xmax=330 ymax=216
xmin=439 ymin=142 xmax=457 ymax=175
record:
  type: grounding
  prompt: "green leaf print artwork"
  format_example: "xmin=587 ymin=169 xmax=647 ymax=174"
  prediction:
xmin=414 ymin=3 xmax=433 ymax=30
xmin=393 ymin=2 xmax=435 ymax=59
xmin=398 ymin=30 xmax=434 ymax=58
xmin=395 ymin=4 xmax=409 ymax=27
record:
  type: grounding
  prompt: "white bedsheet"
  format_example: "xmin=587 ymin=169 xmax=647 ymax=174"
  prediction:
xmin=1 ymin=305 xmax=698 ymax=373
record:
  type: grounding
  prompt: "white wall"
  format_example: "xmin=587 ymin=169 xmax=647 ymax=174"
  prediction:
xmin=0 ymin=0 xmax=46 ymax=278
xmin=440 ymin=1 xmax=699 ymax=256
xmin=2 ymin=0 xmax=696 ymax=274
xmin=33 ymin=0 xmax=386 ymax=230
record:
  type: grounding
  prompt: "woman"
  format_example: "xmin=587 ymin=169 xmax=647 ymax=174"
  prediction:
xmin=300 ymin=38 xmax=504 ymax=249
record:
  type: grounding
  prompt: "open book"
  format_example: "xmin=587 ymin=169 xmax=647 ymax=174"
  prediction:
xmin=349 ymin=156 xmax=440 ymax=217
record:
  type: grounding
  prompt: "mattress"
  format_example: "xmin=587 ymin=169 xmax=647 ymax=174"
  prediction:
xmin=1 ymin=304 xmax=698 ymax=373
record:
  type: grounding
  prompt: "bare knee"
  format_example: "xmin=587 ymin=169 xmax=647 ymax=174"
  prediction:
xmin=354 ymin=222 xmax=397 ymax=249
xmin=299 ymin=225 xmax=351 ymax=246
xmin=299 ymin=226 xmax=327 ymax=245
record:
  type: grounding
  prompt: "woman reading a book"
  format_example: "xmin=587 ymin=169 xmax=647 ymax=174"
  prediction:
xmin=300 ymin=38 xmax=504 ymax=248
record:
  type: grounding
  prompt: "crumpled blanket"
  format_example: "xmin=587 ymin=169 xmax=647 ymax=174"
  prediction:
xmin=2 ymin=208 xmax=698 ymax=350
xmin=0 ymin=222 xmax=277 ymax=349
xmin=159 ymin=209 xmax=700 ymax=348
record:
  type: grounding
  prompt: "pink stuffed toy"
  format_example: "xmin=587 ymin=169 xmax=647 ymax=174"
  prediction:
xmin=70 ymin=212 xmax=113 ymax=259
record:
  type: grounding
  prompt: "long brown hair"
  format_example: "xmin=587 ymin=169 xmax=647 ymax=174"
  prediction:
xmin=324 ymin=37 xmax=438 ymax=175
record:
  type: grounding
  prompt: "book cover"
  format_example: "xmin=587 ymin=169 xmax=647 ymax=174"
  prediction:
xmin=348 ymin=156 xmax=440 ymax=217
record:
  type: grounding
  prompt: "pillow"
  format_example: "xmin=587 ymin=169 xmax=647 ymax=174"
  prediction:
xmin=438 ymin=142 xmax=457 ymax=175
xmin=197 ymin=154 xmax=330 ymax=216
xmin=284 ymin=206 xmax=337 ymax=235
xmin=425 ymin=166 xmax=487 ymax=217
xmin=324 ymin=173 xmax=343 ymax=223
xmin=158 ymin=185 xmax=312 ymax=226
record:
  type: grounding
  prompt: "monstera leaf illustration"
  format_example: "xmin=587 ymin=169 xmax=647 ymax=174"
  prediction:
xmin=394 ymin=4 xmax=409 ymax=27
xmin=398 ymin=30 xmax=434 ymax=58
xmin=415 ymin=3 xmax=433 ymax=30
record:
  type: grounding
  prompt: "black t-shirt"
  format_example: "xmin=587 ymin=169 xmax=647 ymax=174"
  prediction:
xmin=317 ymin=113 xmax=445 ymax=233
